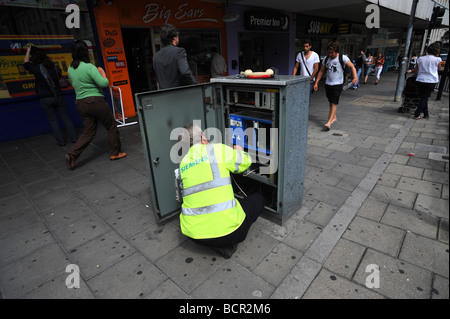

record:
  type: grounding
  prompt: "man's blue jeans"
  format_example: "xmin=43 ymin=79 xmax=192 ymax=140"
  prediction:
xmin=353 ymin=68 xmax=362 ymax=88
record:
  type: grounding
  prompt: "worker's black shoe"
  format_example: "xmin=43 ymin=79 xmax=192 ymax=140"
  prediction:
xmin=213 ymin=243 xmax=237 ymax=259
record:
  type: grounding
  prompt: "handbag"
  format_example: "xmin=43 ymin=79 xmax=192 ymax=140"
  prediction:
xmin=56 ymin=66 xmax=70 ymax=88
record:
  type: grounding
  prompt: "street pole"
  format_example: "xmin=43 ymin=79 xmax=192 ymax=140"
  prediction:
xmin=394 ymin=0 xmax=419 ymax=102
xmin=436 ymin=55 xmax=449 ymax=101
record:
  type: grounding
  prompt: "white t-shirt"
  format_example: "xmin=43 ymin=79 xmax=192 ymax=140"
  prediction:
xmin=295 ymin=51 xmax=320 ymax=80
xmin=323 ymin=54 xmax=350 ymax=86
xmin=416 ymin=54 xmax=442 ymax=83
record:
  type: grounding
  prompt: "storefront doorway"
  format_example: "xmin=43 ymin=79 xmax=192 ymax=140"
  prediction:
xmin=239 ymin=33 xmax=265 ymax=72
xmin=121 ymin=28 xmax=157 ymax=96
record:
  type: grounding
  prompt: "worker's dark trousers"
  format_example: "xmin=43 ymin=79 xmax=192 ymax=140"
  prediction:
xmin=191 ymin=193 xmax=265 ymax=248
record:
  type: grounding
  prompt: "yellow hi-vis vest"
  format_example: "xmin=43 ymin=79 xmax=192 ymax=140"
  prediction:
xmin=179 ymin=143 xmax=252 ymax=239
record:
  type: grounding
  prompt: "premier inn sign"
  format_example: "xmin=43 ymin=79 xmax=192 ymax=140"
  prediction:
xmin=244 ymin=11 xmax=289 ymax=32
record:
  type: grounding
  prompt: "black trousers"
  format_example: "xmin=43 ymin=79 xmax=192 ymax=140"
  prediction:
xmin=191 ymin=193 xmax=265 ymax=248
xmin=415 ymin=82 xmax=436 ymax=118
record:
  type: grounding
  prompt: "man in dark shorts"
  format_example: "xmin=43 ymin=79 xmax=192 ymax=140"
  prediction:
xmin=314 ymin=41 xmax=358 ymax=131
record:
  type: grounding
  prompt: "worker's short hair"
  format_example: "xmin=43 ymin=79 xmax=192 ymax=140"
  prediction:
xmin=178 ymin=124 xmax=203 ymax=148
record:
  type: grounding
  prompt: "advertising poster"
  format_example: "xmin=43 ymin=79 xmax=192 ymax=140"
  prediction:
xmin=0 ymin=35 xmax=74 ymax=99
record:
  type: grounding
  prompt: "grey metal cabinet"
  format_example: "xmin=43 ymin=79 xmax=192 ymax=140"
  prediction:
xmin=135 ymin=75 xmax=310 ymax=225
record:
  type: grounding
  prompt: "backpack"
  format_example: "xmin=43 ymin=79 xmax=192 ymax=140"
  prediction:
xmin=324 ymin=54 xmax=347 ymax=84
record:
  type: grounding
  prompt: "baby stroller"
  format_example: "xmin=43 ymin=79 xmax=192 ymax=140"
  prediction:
xmin=398 ymin=74 xmax=420 ymax=113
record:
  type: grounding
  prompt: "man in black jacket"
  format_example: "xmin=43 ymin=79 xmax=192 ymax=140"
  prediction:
xmin=153 ymin=24 xmax=197 ymax=89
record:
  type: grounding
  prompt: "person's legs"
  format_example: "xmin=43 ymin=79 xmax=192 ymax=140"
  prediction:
xmin=191 ymin=193 xmax=265 ymax=252
xmin=354 ymin=68 xmax=362 ymax=89
xmin=375 ymin=67 xmax=382 ymax=84
xmin=68 ymin=99 xmax=98 ymax=159
xmin=326 ymin=103 xmax=338 ymax=127
xmin=95 ymin=97 xmax=122 ymax=156
xmin=415 ymin=82 xmax=434 ymax=119
xmin=324 ymin=85 xmax=341 ymax=130
xmin=39 ymin=97 xmax=66 ymax=146
xmin=54 ymin=95 xmax=78 ymax=143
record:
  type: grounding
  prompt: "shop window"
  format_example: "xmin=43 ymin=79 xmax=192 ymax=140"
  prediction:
xmin=153 ymin=27 xmax=222 ymax=77
xmin=0 ymin=1 xmax=97 ymax=101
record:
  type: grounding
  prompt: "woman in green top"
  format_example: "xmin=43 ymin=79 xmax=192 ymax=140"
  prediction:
xmin=65 ymin=40 xmax=126 ymax=170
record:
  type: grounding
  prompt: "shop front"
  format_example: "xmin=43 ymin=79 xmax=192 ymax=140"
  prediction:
xmin=225 ymin=5 xmax=296 ymax=76
xmin=0 ymin=0 xmax=97 ymax=142
xmin=92 ymin=0 xmax=227 ymax=119
xmin=294 ymin=14 xmax=338 ymax=63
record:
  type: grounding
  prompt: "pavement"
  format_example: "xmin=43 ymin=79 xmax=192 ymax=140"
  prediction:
xmin=0 ymin=71 xmax=448 ymax=301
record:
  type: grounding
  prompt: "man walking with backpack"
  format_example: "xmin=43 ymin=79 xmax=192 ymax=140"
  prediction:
xmin=314 ymin=41 xmax=358 ymax=131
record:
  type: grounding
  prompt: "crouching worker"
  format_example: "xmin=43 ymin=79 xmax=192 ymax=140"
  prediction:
xmin=177 ymin=125 xmax=265 ymax=259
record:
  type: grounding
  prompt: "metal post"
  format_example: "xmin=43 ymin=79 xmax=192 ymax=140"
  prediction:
xmin=436 ymin=55 xmax=449 ymax=101
xmin=394 ymin=0 xmax=419 ymax=102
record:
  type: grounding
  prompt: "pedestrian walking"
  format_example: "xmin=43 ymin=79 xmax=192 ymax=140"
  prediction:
xmin=353 ymin=49 xmax=366 ymax=89
xmin=407 ymin=43 xmax=442 ymax=120
xmin=292 ymin=39 xmax=320 ymax=96
xmin=374 ymin=52 xmax=385 ymax=85
xmin=363 ymin=51 xmax=373 ymax=84
xmin=23 ymin=46 xmax=78 ymax=146
xmin=314 ymin=41 xmax=358 ymax=131
xmin=65 ymin=40 xmax=126 ymax=170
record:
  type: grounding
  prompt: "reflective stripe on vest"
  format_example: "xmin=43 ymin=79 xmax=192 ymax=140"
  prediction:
xmin=181 ymin=144 xmax=234 ymax=217
xmin=182 ymin=198 xmax=237 ymax=216
xmin=182 ymin=176 xmax=231 ymax=197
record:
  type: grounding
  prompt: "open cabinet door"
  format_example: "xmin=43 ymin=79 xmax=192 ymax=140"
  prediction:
xmin=136 ymin=84 xmax=213 ymax=222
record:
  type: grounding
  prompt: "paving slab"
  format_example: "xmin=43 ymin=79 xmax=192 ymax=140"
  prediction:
xmin=323 ymin=238 xmax=366 ymax=279
xmin=283 ymin=220 xmax=323 ymax=253
xmin=40 ymin=197 xmax=97 ymax=231
xmin=303 ymin=269 xmax=384 ymax=299
xmin=0 ymin=222 xmax=55 ymax=269
xmin=129 ymin=221 xmax=187 ymax=262
xmin=230 ymin=227 xmax=280 ymax=271
xmin=192 ymin=259 xmax=275 ymax=299
xmin=414 ymin=194 xmax=450 ymax=219
xmin=270 ymin=256 xmax=322 ymax=299
xmin=253 ymin=243 xmax=303 ymax=287
xmin=68 ymin=230 xmax=136 ymax=279
xmin=399 ymin=232 xmax=449 ymax=278
xmin=0 ymin=243 xmax=68 ymax=298
xmin=342 ymin=216 xmax=405 ymax=257
xmin=19 ymin=272 xmax=95 ymax=299
xmin=51 ymin=213 xmax=112 ymax=252
xmin=353 ymin=249 xmax=433 ymax=299
xmin=145 ymin=279 xmax=192 ymax=299
xmin=155 ymin=240 xmax=228 ymax=294
xmin=381 ymin=204 xmax=439 ymax=239
xmin=432 ymin=275 xmax=449 ymax=299
xmin=369 ymin=184 xmax=417 ymax=209
xmin=87 ymin=252 xmax=167 ymax=299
